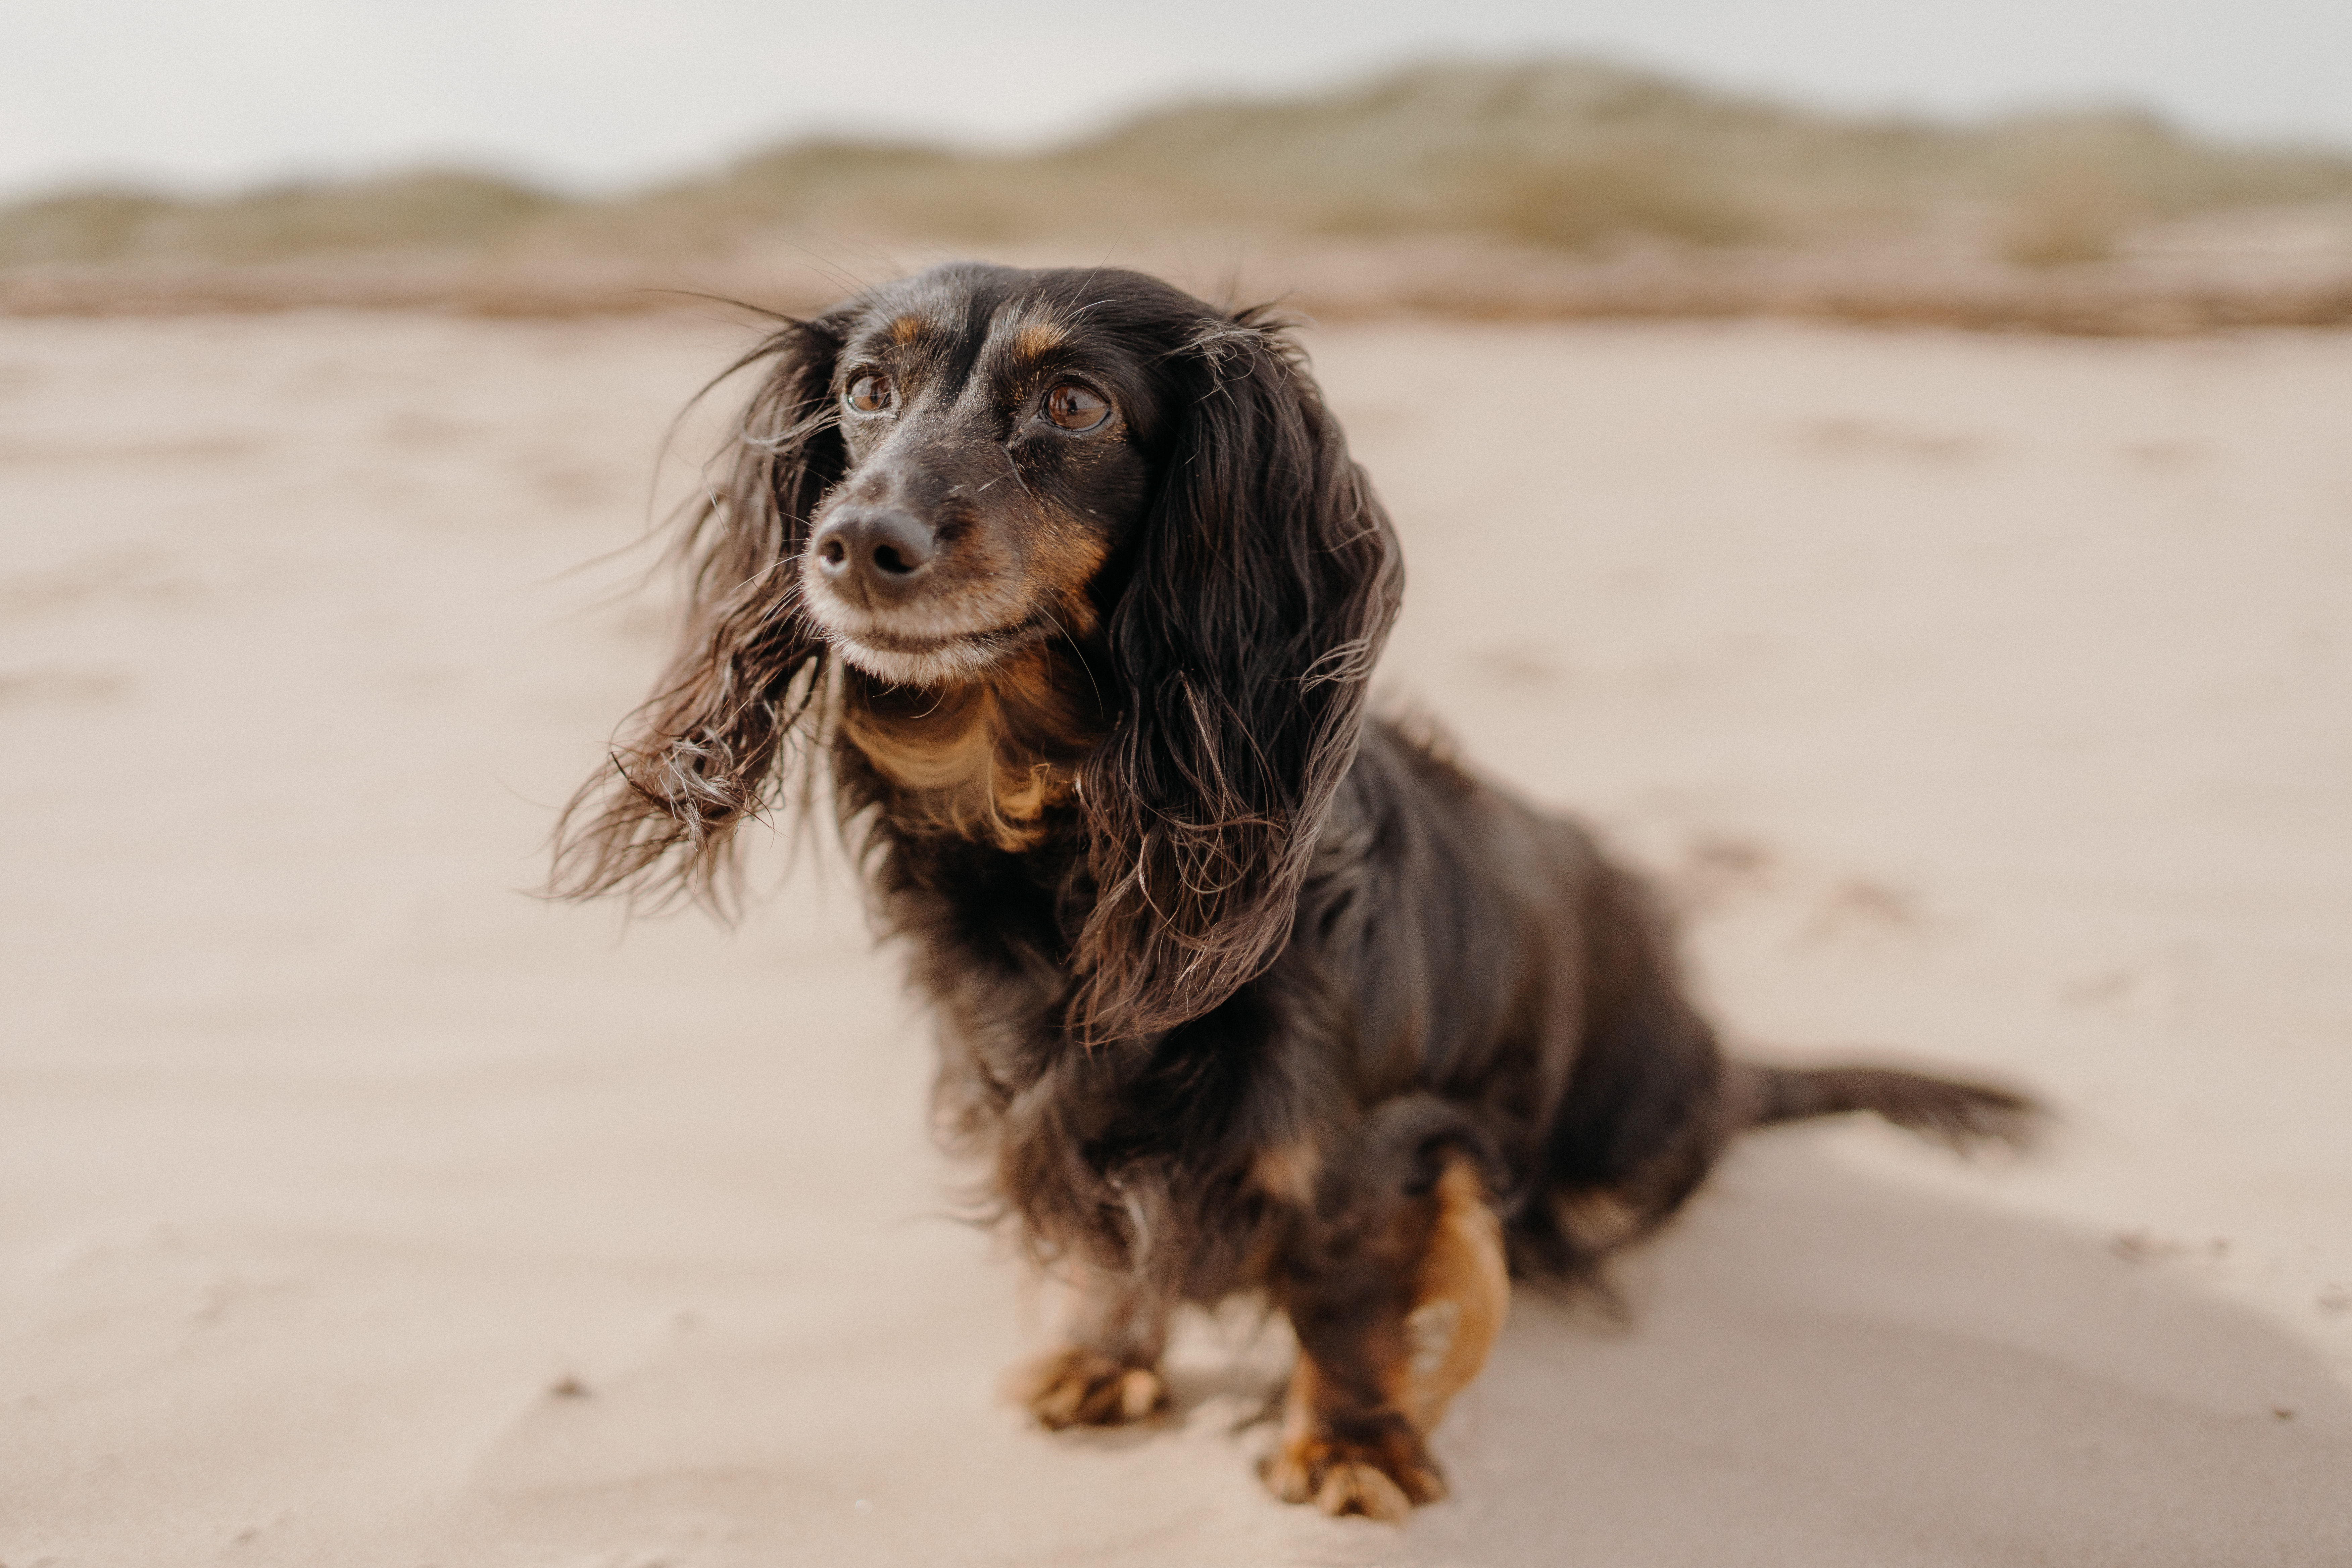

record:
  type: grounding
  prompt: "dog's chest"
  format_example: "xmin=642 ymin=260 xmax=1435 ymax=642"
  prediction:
xmin=842 ymin=657 xmax=1100 ymax=854
xmin=846 ymin=706 xmax=1072 ymax=852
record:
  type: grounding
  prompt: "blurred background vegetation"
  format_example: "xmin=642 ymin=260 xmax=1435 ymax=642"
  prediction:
xmin=9 ymin=58 xmax=2351 ymax=326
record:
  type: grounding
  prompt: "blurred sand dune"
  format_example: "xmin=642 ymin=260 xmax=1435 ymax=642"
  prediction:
xmin=2 ymin=308 xmax=2348 ymax=1564
xmin=8 ymin=61 xmax=2352 ymax=331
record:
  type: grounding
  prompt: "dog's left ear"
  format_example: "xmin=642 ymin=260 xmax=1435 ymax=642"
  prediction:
xmin=1073 ymin=308 xmax=1403 ymax=1044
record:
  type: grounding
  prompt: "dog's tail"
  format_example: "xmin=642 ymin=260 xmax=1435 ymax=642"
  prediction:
xmin=1727 ymin=1061 xmax=2039 ymax=1150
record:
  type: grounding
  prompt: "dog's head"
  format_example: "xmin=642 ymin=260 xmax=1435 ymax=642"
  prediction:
xmin=556 ymin=262 xmax=1403 ymax=1040
xmin=793 ymin=266 xmax=1168 ymax=686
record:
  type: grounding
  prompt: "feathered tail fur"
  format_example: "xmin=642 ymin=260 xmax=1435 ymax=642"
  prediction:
xmin=1730 ymin=1061 xmax=2038 ymax=1150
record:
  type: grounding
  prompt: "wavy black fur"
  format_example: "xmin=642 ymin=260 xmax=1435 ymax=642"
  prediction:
xmin=552 ymin=262 xmax=2035 ymax=1515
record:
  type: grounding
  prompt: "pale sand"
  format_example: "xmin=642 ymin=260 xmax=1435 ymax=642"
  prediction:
xmin=2 ymin=310 xmax=2347 ymax=1565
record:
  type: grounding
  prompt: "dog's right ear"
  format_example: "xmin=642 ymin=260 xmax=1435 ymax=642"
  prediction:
xmin=549 ymin=315 xmax=846 ymax=911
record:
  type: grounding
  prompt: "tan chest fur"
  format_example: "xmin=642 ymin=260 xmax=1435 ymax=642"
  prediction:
xmin=842 ymin=653 xmax=1097 ymax=850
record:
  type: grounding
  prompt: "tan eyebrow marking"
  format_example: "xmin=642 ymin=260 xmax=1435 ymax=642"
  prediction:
xmin=1011 ymin=320 xmax=1068 ymax=360
xmin=886 ymin=313 xmax=925 ymax=345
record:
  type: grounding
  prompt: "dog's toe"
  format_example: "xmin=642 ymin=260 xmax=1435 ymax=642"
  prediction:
xmin=1263 ymin=1444 xmax=1318 ymax=1506
xmin=1014 ymin=1347 xmax=1167 ymax=1429
xmin=1264 ymin=1429 xmax=1447 ymax=1521
xmin=1315 ymin=1459 xmax=1416 ymax=1521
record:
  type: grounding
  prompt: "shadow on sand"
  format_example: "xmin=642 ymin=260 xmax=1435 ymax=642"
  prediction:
xmin=1400 ymin=1134 xmax=2352 ymax=1567
xmin=449 ymin=1135 xmax=2350 ymax=1568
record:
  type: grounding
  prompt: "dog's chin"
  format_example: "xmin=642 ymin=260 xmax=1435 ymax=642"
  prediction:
xmin=822 ymin=618 xmax=1055 ymax=688
xmin=831 ymin=635 xmax=1002 ymax=687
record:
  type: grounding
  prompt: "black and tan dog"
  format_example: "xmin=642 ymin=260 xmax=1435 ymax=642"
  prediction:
xmin=554 ymin=262 xmax=2030 ymax=1520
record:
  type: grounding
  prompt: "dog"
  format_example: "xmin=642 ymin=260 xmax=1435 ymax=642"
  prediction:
xmin=552 ymin=262 xmax=2032 ymax=1520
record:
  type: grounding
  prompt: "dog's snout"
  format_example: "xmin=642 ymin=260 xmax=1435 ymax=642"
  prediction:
xmin=812 ymin=508 xmax=939 ymax=598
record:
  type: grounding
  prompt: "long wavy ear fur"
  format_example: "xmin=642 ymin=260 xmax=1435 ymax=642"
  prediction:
xmin=1073 ymin=308 xmax=1404 ymax=1042
xmin=548 ymin=316 xmax=845 ymax=911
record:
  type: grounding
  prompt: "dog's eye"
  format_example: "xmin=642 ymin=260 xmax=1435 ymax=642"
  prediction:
xmin=845 ymin=374 xmax=894 ymax=415
xmin=1043 ymin=384 xmax=1110 ymax=432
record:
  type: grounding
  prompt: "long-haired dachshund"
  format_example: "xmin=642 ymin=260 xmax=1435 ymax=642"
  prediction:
xmin=553 ymin=262 xmax=2031 ymax=1520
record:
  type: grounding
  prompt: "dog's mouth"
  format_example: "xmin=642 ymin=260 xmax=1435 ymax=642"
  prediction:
xmin=795 ymin=530 xmax=1078 ymax=688
xmin=823 ymin=613 xmax=1054 ymax=687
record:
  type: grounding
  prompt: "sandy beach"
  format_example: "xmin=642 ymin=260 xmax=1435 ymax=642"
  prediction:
xmin=2 ymin=306 xmax=2348 ymax=1565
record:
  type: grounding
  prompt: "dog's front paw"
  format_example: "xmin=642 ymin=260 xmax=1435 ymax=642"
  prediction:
xmin=1012 ymin=1346 xmax=1168 ymax=1429
xmin=1263 ymin=1422 xmax=1447 ymax=1521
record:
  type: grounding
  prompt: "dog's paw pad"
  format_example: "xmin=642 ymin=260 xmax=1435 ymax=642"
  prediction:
xmin=1013 ymin=1348 xmax=1167 ymax=1429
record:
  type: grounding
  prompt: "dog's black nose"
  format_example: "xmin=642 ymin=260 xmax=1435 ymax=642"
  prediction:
xmin=811 ymin=508 xmax=938 ymax=598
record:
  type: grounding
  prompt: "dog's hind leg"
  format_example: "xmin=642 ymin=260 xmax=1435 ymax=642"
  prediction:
xmin=1011 ymin=1261 xmax=1173 ymax=1429
xmin=1264 ymin=1109 xmax=1509 ymax=1521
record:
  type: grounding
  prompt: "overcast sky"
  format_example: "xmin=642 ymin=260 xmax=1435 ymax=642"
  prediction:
xmin=8 ymin=0 xmax=2351 ymax=201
